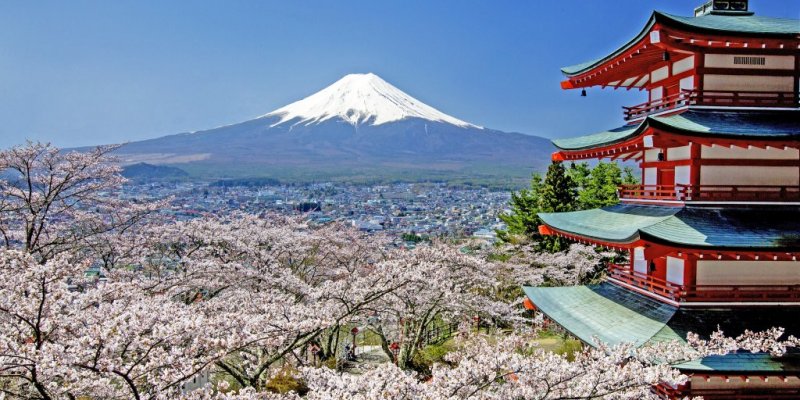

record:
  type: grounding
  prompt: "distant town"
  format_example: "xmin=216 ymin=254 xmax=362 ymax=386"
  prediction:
xmin=124 ymin=180 xmax=509 ymax=243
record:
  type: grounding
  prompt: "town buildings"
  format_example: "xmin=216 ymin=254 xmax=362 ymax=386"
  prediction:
xmin=122 ymin=181 xmax=508 ymax=243
xmin=523 ymin=1 xmax=800 ymax=398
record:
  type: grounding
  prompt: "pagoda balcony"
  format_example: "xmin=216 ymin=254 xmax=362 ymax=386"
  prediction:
xmin=607 ymin=263 xmax=683 ymax=302
xmin=607 ymin=264 xmax=800 ymax=304
xmin=618 ymin=184 xmax=800 ymax=203
xmin=623 ymin=89 xmax=798 ymax=121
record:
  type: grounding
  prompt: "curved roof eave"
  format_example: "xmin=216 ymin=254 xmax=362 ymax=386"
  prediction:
xmin=561 ymin=12 xmax=658 ymax=77
xmin=552 ymin=110 xmax=800 ymax=151
xmin=552 ymin=122 xmax=646 ymax=151
xmin=561 ymin=11 xmax=800 ymax=77
xmin=539 ymin=205 xmax=800 ymax=251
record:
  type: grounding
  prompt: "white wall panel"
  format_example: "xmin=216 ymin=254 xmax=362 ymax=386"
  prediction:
xmin=697 ymin=261 xmax=800 ymax=285
xmin=701 ymin=145 xmax=799 ymax=160
xmin=652 ymin=66 xmax=669 ymax=83
xmin=700 ymin=166 xmax=799 ymax=185
xmin=672 ymin=56 xmax=695 ymax=75
xmin=644 ymin=168 xmax=657 ymax=185
xmin=703 ymin=74 xmax=793 ymax=92
xmin=675 ymin=166 xmax=691 ymax=186
xmin=666 ymin=257 xmax=684 ymax=285
xmin=634 ymin=247 xmax=647 ymax=275
xmin=667 ymin=145 xmax=691 ymax=160
xmin=705 ymin=54 xmax=794 ymax=70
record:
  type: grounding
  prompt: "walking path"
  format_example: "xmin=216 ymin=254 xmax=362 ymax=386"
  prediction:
xmin=342 ymin=345 xmax=391 ymax=373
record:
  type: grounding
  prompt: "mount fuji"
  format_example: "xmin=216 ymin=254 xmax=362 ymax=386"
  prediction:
xmin=113 ymin=73 xmax=554 ymax=183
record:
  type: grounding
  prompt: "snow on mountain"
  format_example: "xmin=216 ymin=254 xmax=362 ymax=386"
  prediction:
xmin=262 ymin=73 xmax=481 ymax=129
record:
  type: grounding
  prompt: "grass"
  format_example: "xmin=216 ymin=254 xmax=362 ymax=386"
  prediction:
xmin=533 ymin=329 xmax=584 ymax=360
xmin=264 ymin=366 xmax=306 ymax=394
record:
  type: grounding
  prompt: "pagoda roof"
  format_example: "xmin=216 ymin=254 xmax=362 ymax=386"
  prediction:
xmin=561 ymin=11 xmax=800 ymax=76
xmin=552 ymin=109 xmax=800 ymax=151
xmin=523 ymin=282 xmax=800 ymax=372
xmin=538 ymin=204 xmax=800 ymax=250
xmin=675 ymin=352 xmax=800 ymax=373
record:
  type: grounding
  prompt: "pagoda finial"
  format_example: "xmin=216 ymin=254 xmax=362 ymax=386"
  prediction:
xmin=694 ymin=0 xmax=753 ymax=17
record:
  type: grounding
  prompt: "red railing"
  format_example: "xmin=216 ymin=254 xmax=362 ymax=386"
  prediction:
xmin=618 ymin=184 xmax=800 ymax=202
xmin=624 ymin=91 xmax=694 ymax=121
xmin=607 ymin=263 xmax=683 ymax=301
xmin=623 ymin=89 xmax=797 ymax=121
xmin=664 ymin=388 xmax=800 ymax=400
xmin=608 ymin=264 xmax=800 ymax=303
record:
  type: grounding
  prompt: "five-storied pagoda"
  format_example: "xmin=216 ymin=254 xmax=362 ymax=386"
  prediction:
xmin=523 ymin=0 xmax=800 ymax=398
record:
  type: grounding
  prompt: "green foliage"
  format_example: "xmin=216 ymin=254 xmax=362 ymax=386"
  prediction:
xmin=555 ymin=337 xmax=584 ymax=361
xmin=401 ymin=232 xmax=430 ymax=244
xmin=570 ymin=162 xmax=622 ymax=209
xmin=411 ymin=339 xmax=459 ymax=375
xmin=496 ymin=173 xmax=543 ymax=242
xmin=622 ymin=166 xmax=639 ymax=185
xmin=498 ymin=162 xmax=577 ymax=252
xmin=539 ymin=161 xmax=578 ymax=213
xmin=533 ymin=330 xmax=584 ymax=361
xmin=499 ymin=161 xmax=635 ymax=252
xmin=264 ymin=366 xmax=307 ymax=394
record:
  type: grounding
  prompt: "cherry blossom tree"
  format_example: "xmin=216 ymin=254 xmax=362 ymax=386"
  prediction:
xmin=494 ymin=243 xmax=614 ymax=288
xmin=363 ymin=243 xmax=517 ymax=370
xmin=294 ymin=329 xmax=800 ymax=400
xmin=0 ymin=249 xmax=245 ymax=399
xmin=0 ymin=141 xmax=163 ymax=262
xmin=126 ymin=214 xmax=410 ymax=390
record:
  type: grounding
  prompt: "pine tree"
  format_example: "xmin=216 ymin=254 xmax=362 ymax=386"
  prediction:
xmin=576 ymin=162 xmax=622 ymax=209
xmin=498 ymin=162 xmax=578 ymax=252
xmin=539 ymin=161 xmax=578 ymax=213
xmin=499 ymin=161 xmax=638 ymax=252
xmin=497 ymin=174 xmax=543 ymax=243
xmin=536 ymin=161 xmax=578 ymax=251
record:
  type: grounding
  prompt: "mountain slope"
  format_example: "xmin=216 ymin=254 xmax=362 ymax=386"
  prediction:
xmin=114 ymin=73 xmax=554 ymax=183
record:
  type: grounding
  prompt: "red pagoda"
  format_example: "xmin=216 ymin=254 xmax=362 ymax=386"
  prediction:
xmin=523 ymin=1 xmax=800 ymax=398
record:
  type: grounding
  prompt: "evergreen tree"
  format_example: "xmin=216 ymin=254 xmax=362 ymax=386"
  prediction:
xmin=539 ymin=161 xmax=578 ymax=213
xmin=536 ymin=162 xmax=578 ymax=251
xmin=497 ymin=174 xmax=543 ymax=242
xmin=622 ymin=166 xmax=639 ymax=185
xmin=498 ymin=162 xmax=577 ymax=251
xmin=499 ymin=161 xmax=638 ymax=252
xmin=576 ymin=162 xmax=622 ymax=209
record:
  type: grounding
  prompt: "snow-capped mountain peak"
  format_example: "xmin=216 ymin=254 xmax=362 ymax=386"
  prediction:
xmin=263 ymin=73 xmax=481 ymax=128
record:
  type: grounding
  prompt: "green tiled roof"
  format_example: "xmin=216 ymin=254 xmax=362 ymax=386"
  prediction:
xmin=551 ymin=125 xmax=639 ymax=152
xmin=661 ymin=12 xmax=800 ymax=36
xmin=539 ymin=205 xmax=800 ymax=250
xmin=552 ymin=110 xmax=800 ymax=151
xmin=523 ymin=282 xmax=800 ymax=372
xmin=538 ymin=204 xmax=679 ymax=243
xmin=651 ymin=110 xmax=800 ymax=137
xmin=522 ymin=284 xmax=680 ymax=346
xmin=562 ymin=11 xmax=799 ymax=76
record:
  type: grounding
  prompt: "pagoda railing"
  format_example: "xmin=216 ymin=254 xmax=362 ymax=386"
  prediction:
xmin=623 ymin=89 xmax=798 ymax=121
xmin=618 ymin=184 xmax=800 ymax=202
xmin=608 ymin=264 xmax=800 ymax=303
xmin=623 ymin=90 xmax=694 ymax=121
xmin=607 ymin=263 xmax=683 ymax=301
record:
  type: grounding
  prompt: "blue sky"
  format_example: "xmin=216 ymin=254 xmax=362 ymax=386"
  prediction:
xmin=0 ymin=0 xmax=795 ymax=148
